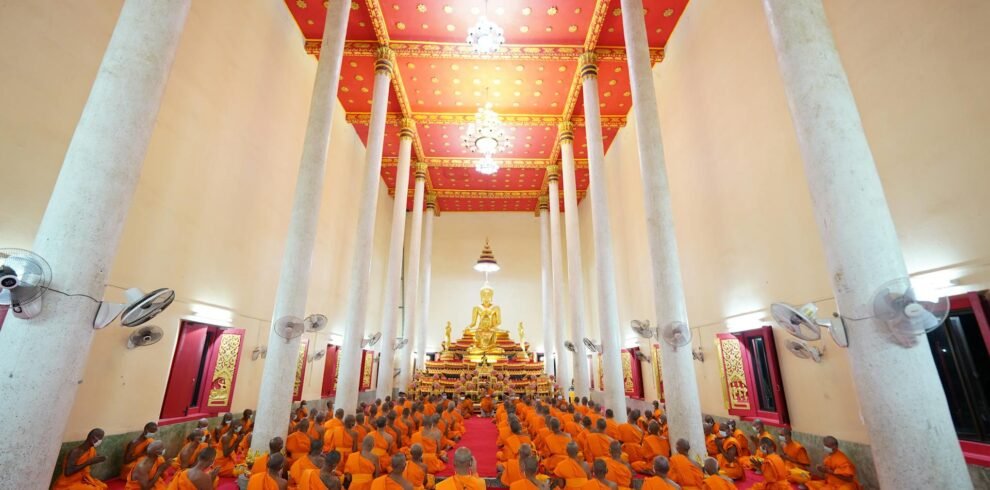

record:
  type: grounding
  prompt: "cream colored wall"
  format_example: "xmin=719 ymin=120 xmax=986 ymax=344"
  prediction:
xmin=0 ymin=0 xmax=394 ymax=441
xmin=582 ymin=0 xmax=990 ymax=445
xmin=418 ymin=212 xmax=545 ymax=353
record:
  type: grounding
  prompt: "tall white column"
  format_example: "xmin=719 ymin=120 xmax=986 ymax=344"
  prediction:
xmin=414 ymin=195 xmax=437 ymax=372
xmin=397 ymin=163 xmax=427 ymax=391
xmin=251 ymin=0 xmax=351 ymax=453
xmin=578 ymin=54 xmax=627 ymax=416
xmin=558 ymin=122 xmax=592 ymax=398
xmin=335 ymin=46 xmax=395 ymax=414
xmin=375 ymin=119 xmax=415 ymax=399
xmin=0 ymin=1 xmax=190 ymax=487
xmin=546 ymin=168 xmax=573 ymax=393
xmin=538 ymin=197 xmax=555 ymax=374
xmin=619 ymin=0 xmax=705 ymax=455
xmin=763 ymin=1 xmax=970 ymax=487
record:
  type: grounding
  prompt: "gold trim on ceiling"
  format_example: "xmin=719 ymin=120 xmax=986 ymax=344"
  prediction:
xmin=308 ymin=40 xmax=664 ymax=63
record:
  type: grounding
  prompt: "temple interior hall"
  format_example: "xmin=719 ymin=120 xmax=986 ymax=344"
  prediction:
xmin=1 ymin=0 xmax=989 ymax=489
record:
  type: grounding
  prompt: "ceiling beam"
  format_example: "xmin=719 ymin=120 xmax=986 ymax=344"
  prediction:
xmin=307 ymin=40 xmax=664 ymax=64
xmin=381 ymin=157 xmax=589 ymax=169
xmin=392 ymin=188 xmax=587 ymax=200
xmin=344 ymin=112 xmax=628 ymax=129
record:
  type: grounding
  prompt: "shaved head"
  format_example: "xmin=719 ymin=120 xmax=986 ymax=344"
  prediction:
xmin=566 ymin=441 xmax=580 ymax=458
xmin=653 ymin=456 xmax=670 ymax=476
xmin=703 ymin=457 xmax=719 ymax=476
xmin=453 ymin=448 xmax=474 ymax=474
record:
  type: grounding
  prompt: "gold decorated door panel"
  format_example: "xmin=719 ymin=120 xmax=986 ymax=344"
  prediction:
xmin=204 ymin=329 xmax=245 ymax=412
xmin=715 ymin=333 xmax=756 ymax=418
xmin=293 ymin=339 xmax=309 ymax=401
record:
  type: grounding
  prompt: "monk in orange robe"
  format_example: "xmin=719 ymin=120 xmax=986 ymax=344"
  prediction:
xmin=404 ymin=444 xmax=434 ymax=490
xmin=602 ymin=441 xmax=632 ymax=490
xmin=167 ymin=447 xmax=220 ymax=490
xmin=171 ymin=430 xmax=208 ymax=474
xmin=124 ymin=441 xmax=169 ymax=490
xmin=325 ymin=415 xmax=359 ymax=472
xmin=510 ymin=455 xmax=547 ymax=490
xmin=436 ymin=448 xmax=486 ymax=490
xmin=585 ymin=419 xmax=615 ymax=464
xmin=702 ymin=458 xmax=738 ymax=490
xmin=296 ymin=402 xmax=310 ymax=420
xmin=498 ymin=421 xmax=533 ymax=462
xmin=215 ymin=421 xmax=247 ymax=477
xmin=371 ymin=453 xmax=416 ymax=490
xmin=290 ymin=440 xmax=326 ymax=489
xmin=52 ymin=428 xmax=109 ymax=490
xmin=704 ymin=423 xmax=719 ymax=458
xmin=354 ymin=414 xmax=371 ymax=443
xmin=747 ymin=420 xmax=772 ymax=463
xmin=582 ymin=460 xmax=617 ymax=490
xmin=299 ymin=462 xmax=340 ymax=490
xmin=631 ymin=421 xmax=670 ymax=475
xmin=704 ymin=416 xmax=720 ymax=437
xmin=751 ymin=438 xmax=789 ymax=490
xmin=240 ymin=409 xmax=256 ymax=434
xmin=806 ymin=437 xmax=860 ymax=490
xmin=640 ymin=457 xmax=680 ymax=490
xmin=717 ymin=431 xmax=745 ymax=481
xmin=480 ymin=395 xmax=495 ymax=417
xmin=287 ymin=420 xmax=314 ymax=468
xmin=668 ymin=439 xmax=704 ymax=490
xmin=410 ymin=416 xmax=447 ymax=472
xmin=603 ymin=410 xmax=620 ymax=440
xmin=346 ymin=436 xmax=381 ymax=490
xmin=779 ymin=429 xmax=811 ymax=484
xmin=253 ymin=437 xmax=286 ymax=476
xmin=121 ymin=422 xmax=158 ymax=480
xmin=458 ymin=397 xmax=474 ymax=419
xmin=616 ymin=413 xmax=645 ymax=465
xmin=249 ymin=451 xmax=289 ymax=490
xmin=725 ymin=421 xmax=751 ymax=468
xmin=499 ymin=443 xmax=533 ymax=487
xmin=542 ymin=418 xmax=573 ymax=473
xmin=325 ymin=409 xmax=346 ymax=432
xmin=553 ymin=442 xmax=591 ymax=489
xmin=371 ymin=418 xmax=396 ymax=471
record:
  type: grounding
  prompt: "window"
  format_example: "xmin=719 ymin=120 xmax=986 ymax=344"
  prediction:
xmin=927 ymin=291 xmax=990 ymax=466
xmin=359 ymin=350 xmax=375 ymax=391
xmin=715 ymin=326 xmax=789 ymax=425
xmin=322 ymin=344 xmax=341 ymax=398
xmin=292 ymin=339 xmax=309 ymax=402
xmin=623 ymin=347 xmax=645 ymax=399
xmin=160 ymin=321 xmax=245 ymax=421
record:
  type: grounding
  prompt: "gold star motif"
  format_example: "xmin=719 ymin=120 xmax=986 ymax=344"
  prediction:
xmin=664 ymin=8 xmax=675 ymax=17
xmin=547 ymin=6 xmax=558 ymax=16
xmin=417 ymin=3 xmax=426 ymax=13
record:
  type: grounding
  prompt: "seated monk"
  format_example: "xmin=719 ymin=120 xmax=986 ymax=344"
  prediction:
xmin=778 ymin=428 xmax=811 ymax=485
xmin=297 ymin=402 xmax=310 ymax=421
xmin=751 ymin=438 xmax=789 ymax=490
xmin=403 ymin=444 xmax=434 ymax=490
xmin=616 ymin=411 xmax=645 ymax=465
xmin=287 ymin=420 xmax=314 ymax=468
xmin=167 ymin=447 xmax=221 ymax=490
xmin=410 ymin=416 xmax=447 ymax=473
xmin=704 ymin=423 xmax=719 ymax=458
xmin=248 ymin=452 xmax=289 ymax=490
xmin=174 ymin=430 xmax=208 ymax=471
xmin=701 ymin=458 xmax=738 ymax=490
xmin=325 ymin=409 xmax=346 ymax=432
xmin=253 ymin=437 xmax=285 ymax=476
xmin=747 ymin=420 xmax=772 ymax=464
xmin=299 ymin=456 xmax=341 ymax=490
xmin=354 ymin=414 xmax=371 ymax=444
xmin=716 ymin=429 xmax=745 ymax=481
xmin=324 ymin=415 xmax=359 ymax=473
xmin=603 ymin=410 xmax=620 ymax=440
xmin=441 ymin=406 xmax=463 ymax=441
xmin=668 ymin=439 xmax=704 ymax=490
xmin=584 ymin=419 xmax=615 ymax=464
xmin=214 ymin=413 xmax=234 ymax=444
xmin=124 ymin=440 xmax=170 ymax=490
xmin=480 ymin=395 xmax=495 ymax=417
xmin=290 ymin=439 xmax=326 ymax=490
xmin=458 ymin=397 xmax=474 ymax=419
xmin=640 ymin=457 xmax=680 ymax=490
xmin=553 ymin=442 xmax=591 ymax=489
xmin=370 ymin=453 xmax=414 ymax=490
xmin=542 ymin=418 xmax=572 ymax=473
xmin=371 ymin=417 xmax=396 ymax=472
xmin=52 ymin=428 xmax=109 ymax=490
xmin=602 ymin=441 xmax=632 ymax=490
xmin=582 ymin=460 xmax=617 ymax=490
xmin=704 ymin=416 xmax=720 ymax=437
xmin=726 ymin=421 xmax=751 ymax=469
xmin=345 ymin=436 xmax=382 ymax=490
xmin=215 ymin=421 xmax=247 ymax=477
xmin=121 ymin=422 xmax=158 ymax=480
xmin=631 ymin=421 xmax=670 ymax=475
xmin=436 ymin=448 xmax=486 ymax=490
xmin=498 ymin=420 xmax=533 ymax=462
xmin=510 ymin=455 xmax=547 ymax=490
xmin=499 ymin=443 xmax=533 ymax=487
xmin=806 ymin=436 xmax=860 ymax=490
xmin=385 ymin=412 xmax=407 ymax=451
xmin=312 ymin=413 xmax=328 ymax=443
xmin=240 ymin=409 xmax=256 ymax=434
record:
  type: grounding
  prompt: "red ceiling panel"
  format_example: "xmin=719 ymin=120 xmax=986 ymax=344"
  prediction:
xmin=596 ymin=0 xmax=688 ymax=48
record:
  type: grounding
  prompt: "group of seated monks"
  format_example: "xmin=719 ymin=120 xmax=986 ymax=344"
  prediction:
xmin=52 ymin=391 xmax=861 ymax=490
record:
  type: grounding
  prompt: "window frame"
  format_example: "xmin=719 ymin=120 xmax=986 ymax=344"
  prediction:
xmin=160 ymin=321 xmax=245 ymax=424
xmin=715 ymin=326 xmax=789 ymax=426
xmin=321 ymin=344 xmax=340 ymax=398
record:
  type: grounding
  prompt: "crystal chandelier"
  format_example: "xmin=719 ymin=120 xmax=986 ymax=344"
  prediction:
xmin=475 ymin=155 xmax=500 ymax=175
xmin=467 ymin=16 xmax=505 ymax=54
xmin=462 ymin=104 xmax=512 ymax=156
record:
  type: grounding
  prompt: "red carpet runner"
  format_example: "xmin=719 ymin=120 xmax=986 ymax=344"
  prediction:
xmin=437 ymin=416 xmax=500 ymax=478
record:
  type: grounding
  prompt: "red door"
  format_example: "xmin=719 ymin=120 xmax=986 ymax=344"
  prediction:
xmin=161 ymin=322 xmax=210 ymax=419
xmin=197 ymin=328 xmax=245 ymax=414
xmin=322 ymin=344 xmax=340 ymax=397
xmin=293 ymin=339 xmax=310 ymax=402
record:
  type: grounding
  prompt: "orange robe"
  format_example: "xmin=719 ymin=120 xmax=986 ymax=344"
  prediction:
xmin=542 ymin=433 xmax=571 ymax=472
xmin=436 ymin=475 xmax=486 ymax=490
xmin=165 ymin=471 xmax=196 ymax=490
xmin=124 ymin=455 xmax=166 ymax=490
xmin=583 ymin=433 xmax=613 ymax=463
xmin=500 ymin=458 xmax=525 ymax=487
xmin=52 ymin=447 xmax=109 ymax=490
xmin=705 ymin=434 xmax=719 ymax=457
xmin=579 ymin=480 xmax=610 ymax=490
xmin=553 ymin=459 xmax=589 ymax=488
xmin=325 ymin=426 xmax=356 ymax=472
xmin=252 ymin=453 xmax=271 ymax=476
xmin=345 ymin=452 xmax=378 ymax=490
xmin=404 ymin=460 xmax=433 ymax=490
xmin=509 ymin=479 xmax=542 ymax=490
xmin=806 ymin=450 xmax=859 ymax=490
xmin=668 ymin=454 xmax=704 ymax=489
xmin=248 ymin=472 xmax=282 ymax=490
xmin=298 ymin=469 xmax=330 ymax=490
xmin=286 ymin=431 xmax=312 ymax=467
xmin=371 ymin=431 xmax=394 ymax=471
xmin=631 ymin=435 xmax=670 ymax=473
xmin=214 ymin=442 xmax=240 ymax=477
xmin=370 ymin=475 xmax=407 ymax=490
xmin=640 ymin=476 xmax=680 ymax=490
xmin=604 ymin=420 xmax=620 ymax=440
xmin=717 ymin=439 xmax=745 ymax=481
xmin=782 ymin=440 xmax=811 ymax=484
xmin=498 ymin=434 xmax=533 ymax=462
xmin=603 ymin=457 xmax=633 ymax=490
xmin=751 ymin=453 xmax=789 ymax=490
xmin=480 ymin=397 xmax=494 ymax=414
xmin=120 ymin=438 xmax=152 ymax=480
xmin=410 ymin=432 xmax=447 ymax=472
xmin=289 ymin=456 xmax=321 ymax=489
xmin=702 ymin=474 xmax=738 ymax=490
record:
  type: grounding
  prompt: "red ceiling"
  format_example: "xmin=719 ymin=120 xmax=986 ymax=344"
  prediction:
xmin=285 ymin=0 xmax=687 ymax=212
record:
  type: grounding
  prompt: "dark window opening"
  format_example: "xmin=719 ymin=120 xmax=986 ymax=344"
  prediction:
xmin=748 ymin=336 xmax=777 ymax=413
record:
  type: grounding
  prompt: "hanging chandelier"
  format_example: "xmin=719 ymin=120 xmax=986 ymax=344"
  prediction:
xmin=462 ymin=104 xmax=512 ymax=156
xmin=466 ymin=16 xmax=505 ymax=54
xmin=475 ymin=155 xmax=500 ymax=175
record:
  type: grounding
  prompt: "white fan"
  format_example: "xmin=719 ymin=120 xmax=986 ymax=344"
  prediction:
xmin=634 ymin=350 xmax=651 ymax=363
xmin=583 ymin=337 xmax=602 ymax=354
xmin=785 ymin=339 xmax=823 ymax=363
xmin=251 ymin=346 xmax=268 ymax=361
xmin=94 ymin=287 xmax=175 ymax=329
xmin=274 ymin=316 xmax=305 ymax=341
xmin=872 ymin=277 xmax=949 ymax=348
xmin=362 ymin=331 xmax=383 ymax=348
xmin=770 ymin=302 xmax=848 ymax=347
xmin=394 ymin=338 xmax=409 ymax=350
xmin=309 ymin=350 xmax=327 ymax=362
xmin=0 ymin=248 xmax=52 ymax=320
xmin=564 ymin=340 xmax=576 ymax=352
xmin=304 ymin=314 xmax=328 ymax=333
xmin=630 ymin=319 xmax=656 ymax=339
xmin=661 ymin=321 xmax=692 ymax=350
xmin=127 ymin=325 xmax=164 ymax=349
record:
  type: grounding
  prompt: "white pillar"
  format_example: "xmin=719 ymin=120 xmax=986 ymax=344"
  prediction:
xmin=558 ymin=123 xmax=592 ymax=398
xmin=335 ymin=46 xmax=395 ymax=414
xmin=762 ymin=1 xmax=970 ymax=487
xmin=0 ymin=1 xmax=190 ymax=487
xmin=251 ymin=0 xmax=350 ymax=453
xmin=414 ymin=196 xmax=436 ymax=372
xmin=619 ymin=0 xmax=705 ymax=455
xmin=538 ymin=198 xmax=555 ymax=374
xmin=546 ymin=168 xmax=572 ymax=393
xmin=375 ymin=119 xmax=415 ymax=399
xmin=397 ymin=163 xmax=427 ymax=392
xmin=578 ymin=54 xmax=627 ymax=416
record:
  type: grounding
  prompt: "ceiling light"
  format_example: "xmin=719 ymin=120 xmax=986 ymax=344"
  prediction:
xmin=475 ymin=155 xmax=500 ymax=175
xmin=467 ymin=16 xmax=505 ymax=54
xmin=462 ymin=104 xmax=512 ymax=156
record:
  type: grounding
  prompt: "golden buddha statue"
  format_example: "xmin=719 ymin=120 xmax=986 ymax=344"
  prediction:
xmin=466 ymin=284 xmax=505 ymax=357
